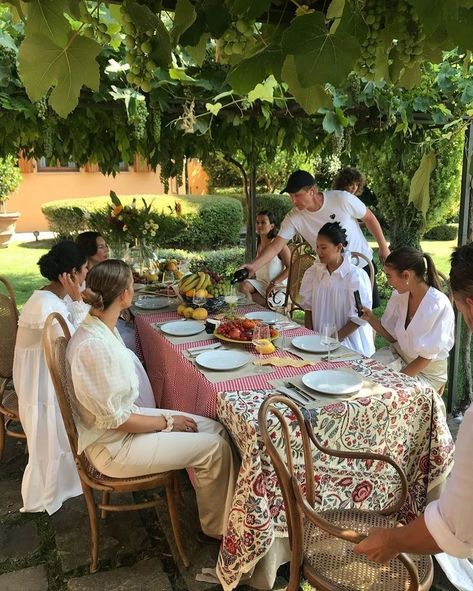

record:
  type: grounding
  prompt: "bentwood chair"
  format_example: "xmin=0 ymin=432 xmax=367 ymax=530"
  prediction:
xmin=258 ymin=395 xmax=433 ymax=591
xmin=0 ymin=276 xmax=26 ymax=459
xmin=43 ymin=312 xmax=189 ymax=572
xmin=350 ymin=251 xmax=375 ymax=290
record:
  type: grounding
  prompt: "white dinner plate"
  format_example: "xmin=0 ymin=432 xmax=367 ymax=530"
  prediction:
xmin=291 ymin=334 xmax=342 ymax=353
xmin=302 ymin=369 xmax=363 ymax=395
xmin=195 ymin=350 xmax=250 ymax=371
xmin=244 ymin=311 xmax=278 ymax=323
xmin=134 ymin=296 xmax=169 ymax=310
xmin=160 ymin=320 xmax=205 ymax=336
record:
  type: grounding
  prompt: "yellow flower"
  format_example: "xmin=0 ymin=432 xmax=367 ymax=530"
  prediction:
xmin=112 ymin=205 xmax=123 ymax=217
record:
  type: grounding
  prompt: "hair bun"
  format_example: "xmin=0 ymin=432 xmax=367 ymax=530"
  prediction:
xmin=82 ymin=287 xmax=104 ymax=310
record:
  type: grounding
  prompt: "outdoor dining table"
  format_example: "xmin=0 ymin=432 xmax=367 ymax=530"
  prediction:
xmin=134 ymin=303 xmax=455 ymax=591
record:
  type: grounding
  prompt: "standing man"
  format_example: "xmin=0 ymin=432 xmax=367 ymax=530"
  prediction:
xmin=242 ymin=170 xmax=390 ymax=307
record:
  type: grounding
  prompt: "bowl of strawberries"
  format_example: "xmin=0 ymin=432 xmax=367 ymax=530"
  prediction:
xmin=214 ymin=318 xmax=278 ymax=343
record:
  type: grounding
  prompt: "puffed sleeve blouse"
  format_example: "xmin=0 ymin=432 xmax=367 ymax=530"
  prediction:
xmin=381 ymin=287 xmax=454 ymax=361
xmin=66 ymin=314 xmax=141 ymax=453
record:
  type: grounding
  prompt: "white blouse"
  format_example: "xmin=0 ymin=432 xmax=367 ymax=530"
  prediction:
xmin=425 ymin=403 xmax=473 ymax=558
xmin=381 ymin=287 xmax=454 ymax=361
xmin=299 ymin=254 xmax=375 ymax=357
xmin=66 ymin=314 xmax=146 ymax=453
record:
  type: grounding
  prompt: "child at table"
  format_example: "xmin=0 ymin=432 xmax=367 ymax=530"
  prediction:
xmin=299 ymin=222 xmax=375 ymax=357
xmin=66 ymin=259 xmax=237 ymax=539
xmin=361 ymin=246 xmax=454 ymax=393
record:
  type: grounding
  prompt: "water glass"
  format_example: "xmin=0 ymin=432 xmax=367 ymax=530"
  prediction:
xmin=224 ymin=285 xmax=239 ymax=317
xmin=161 ymin=270 xmax=174 ymax=305
xmin=321 ymin=324 xmax=338 ymax=362
xmin=252 ymin=323 xmax=271 ymax=373
xmin=274 ymin=305 xmax=291 ymax=349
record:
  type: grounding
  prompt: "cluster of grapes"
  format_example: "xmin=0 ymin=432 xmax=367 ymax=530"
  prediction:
xmin=42 ymin=117 xmax=56 ymax=159
xmin=129 ymin=99 xmax=149 ymax=141
xmin=121 ymin=6 xmax=156 ymax=92
xmin=0 ymin=45 xmax=16 ymax=70
xmin=82 ymin=10 xmax=112 ymax=45
xmin=151 ymin=105 xmax=161 ymax=144
xmin=355 ymin=0 xmax=385 ymax=77
xmin=216 ymin=19 xmax=257 ymax=64
xmin=207 ymin=281 xmax=231 ymax=297
xmin=35 ymin=96 xmax=48 ymax=120
xmin=394 ymin=0 xmax=425 ymax=68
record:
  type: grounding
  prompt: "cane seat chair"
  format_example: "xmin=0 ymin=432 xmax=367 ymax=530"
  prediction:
xmin=0 ymin=275 xmax=26 ymax=459
xmin=43 ymin=312 xmax=189 ymax=572
xmin=258 ymin=395 xmax=433 ymax=591
xmin=350 ymin=251 xmax=375 ymax=291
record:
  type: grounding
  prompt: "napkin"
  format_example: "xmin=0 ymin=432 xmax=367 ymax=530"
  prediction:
xmin=254 ymin=357 xmax=315 ymax=367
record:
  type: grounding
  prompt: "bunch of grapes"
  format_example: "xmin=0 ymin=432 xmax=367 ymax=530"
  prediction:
xmin=121 ymin=6 xmax=156 ymax=91
xmin=35 ymin=96 xmax=48 ymax=120
xmin=129 ymin=100 xmax=149 ymax=141
xmin=42 ymin=117 xmax=56 ymax=159
xmin=216 ymin=19 xmax=257 ymax=64
xmin=355 ymin=0 xmax=385 ymax=78
xmin=82 ymin=10 xmax=112 ymax=45
xmin=394 ymin=0 xmax=425 ymax=68
xmin=152 ymin=105 xmax=161 ymax=144
xmin=0 ymin=45 xmax=16 ymax=70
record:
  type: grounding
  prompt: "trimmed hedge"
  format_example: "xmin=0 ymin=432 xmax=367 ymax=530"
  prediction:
xmin=423 ymin=224 xmax=458 ymax=241
xmin=42 ymin=194 xmax=243 ymax=249
xmin=189 ymin=247 xmax=245 ymax=278
xmin=216 ymin=189 xmax=293 ymax=225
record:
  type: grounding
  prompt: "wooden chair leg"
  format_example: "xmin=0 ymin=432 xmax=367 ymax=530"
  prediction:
xmin=165 ymin=483 xmax=189 ymax=567
xmin=83 ymin=486 xmax=99 ymax=573
xmin=100 ymin=492 xmax=110 ymax=519
xmin=0 ymin=415 xmax=5 ymax=460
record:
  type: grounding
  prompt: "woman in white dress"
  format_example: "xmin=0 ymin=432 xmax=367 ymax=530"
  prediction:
xmin=299 ymin=222 xmax=375 ymax=357
xmin=238 ymin=211 xmax=290 ymax=307
xmin=66 ymin=260 xmax=237 ymax=538
xmin=13 ymin=241 xmax=89 ymax=514
xmin=361 ymin=246 xmax=455 ymax=393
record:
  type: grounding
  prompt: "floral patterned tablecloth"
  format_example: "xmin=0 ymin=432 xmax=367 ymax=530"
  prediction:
xmin=216 ymin=359 xmax=454 ymax=591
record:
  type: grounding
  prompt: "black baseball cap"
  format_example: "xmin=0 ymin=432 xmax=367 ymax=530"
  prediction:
xmin=280 ymin=170 xmax=316 ymax=194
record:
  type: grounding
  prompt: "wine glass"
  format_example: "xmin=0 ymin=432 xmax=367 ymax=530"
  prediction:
xmin=274 ymin=305 xmax=291 ymax=350
xmin=224 ymin=284 xmax=239 ymax=318
xmin=321 ymin=324 xmax=339 ymax=362
xmin=161 ymin=270 xmax=175 ymax=305
xmin=192 ymin=288 xmax=207 ymax=308
xmin=252 ymin=323 xmax=271 ymax=373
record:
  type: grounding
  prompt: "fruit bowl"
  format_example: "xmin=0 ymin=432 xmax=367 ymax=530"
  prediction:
xmin=181 ymin=294 xmax=227 ymax=314
xmin=214 ymin=318 xmax=279 ymax=343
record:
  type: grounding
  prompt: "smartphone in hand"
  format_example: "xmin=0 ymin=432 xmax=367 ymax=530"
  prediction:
xmin=354 ymin=290 xmax=363 ymax=317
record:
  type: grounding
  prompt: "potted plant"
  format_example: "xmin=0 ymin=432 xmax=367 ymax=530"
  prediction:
xmin=0 ymin=155 xmax=22 ymax=247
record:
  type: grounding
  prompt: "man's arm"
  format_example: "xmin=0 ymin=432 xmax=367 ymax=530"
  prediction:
xmin=362 ymin=209 xmax=390 ymax=263
xmin=353 ymin=516 xmax=440 ymax=563
xmin=242 ymin=236 xmax=288 ymax=275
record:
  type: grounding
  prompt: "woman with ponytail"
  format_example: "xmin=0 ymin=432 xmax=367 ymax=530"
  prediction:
xmin=13 ymin=241 xmax=89 ymax=514
xmin=362 ymin=246 xmax=454 ymax=393
xmin=66 ymin=260 xmax=237 ymax=539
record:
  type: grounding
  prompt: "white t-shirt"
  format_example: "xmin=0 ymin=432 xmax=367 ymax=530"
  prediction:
xmin=278 ymin=190 xmax=372 ymax=262
xmin=299 ymin=254 xmax=375 ymax=357
xmin=425 ymin=402 xmax=473 ymax=558
xmin=381 ymin=287 xmax=455 ymax=361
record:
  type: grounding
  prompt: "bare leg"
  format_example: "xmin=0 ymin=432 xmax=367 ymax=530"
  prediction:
xmin=238 ymin=280 xmax=255 ymax=301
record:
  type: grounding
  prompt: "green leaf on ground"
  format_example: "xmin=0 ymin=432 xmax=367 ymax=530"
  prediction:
xmin=281 ymin=55 xmax=331 ymax=114
xmin=408 ymin=151 xmax=437 ymax=218
xmin=171 ymin=0 xmax=197 ymax=45
xmin=25 ymin=0 xmax=70 ymax=45
xmin=18 ymin=32 xmax=100 ymax=117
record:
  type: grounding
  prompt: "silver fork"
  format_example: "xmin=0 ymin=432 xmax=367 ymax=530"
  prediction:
xmin=283 ymin=381 xmax=312 ymax=402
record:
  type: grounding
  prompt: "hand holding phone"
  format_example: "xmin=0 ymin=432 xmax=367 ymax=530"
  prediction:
xmin=354 ymin=290 xmax=363 ymax=317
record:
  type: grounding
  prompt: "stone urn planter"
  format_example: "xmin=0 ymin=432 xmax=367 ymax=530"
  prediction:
xmin=0 ymin=211 xmax=21 ymax=247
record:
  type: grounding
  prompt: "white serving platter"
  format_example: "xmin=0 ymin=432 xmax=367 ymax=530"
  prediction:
xmin=159 ymin=320 xmax=205 ymax=336
xmin=244 ymin=311 xmax=278 ymax=323
xmin=291 ymin=334 xmax=341 ymax=354
xmin=195 ymin=350 xmax=250 ymax=371
xmin=134 ymin=296 xmax=169 ymax=310
xmin=302 ymin=369 xmax=363 ymax=395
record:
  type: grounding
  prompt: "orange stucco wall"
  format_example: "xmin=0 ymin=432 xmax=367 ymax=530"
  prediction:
xmin=8 ymin=162 xmax=183 ymax=232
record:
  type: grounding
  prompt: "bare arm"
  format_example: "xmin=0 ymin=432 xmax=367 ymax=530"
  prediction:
xmin=115 ymin=413 xmax=198 ymax=433
xmin=354 ymin=515 xmax=440 ymax=563
xmin=266 ymin=243 xmax=291 ymax=298
xmin=401 ymin=356 xmax=431 ymax=378
xmin=338 ymin=320 xmax=359 ymax=341
xmin=243 ymin=236 xmax=288 ymax=274
xmin=362 ymin=209 xmax=390 ymax=263
xmin=304 ymin=310 xmax=313 ymax=330
xmin=361 ymin=307 xmax=396 ymax=343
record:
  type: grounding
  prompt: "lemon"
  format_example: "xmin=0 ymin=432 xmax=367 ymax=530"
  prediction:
xmin=255 ymin=339 xmax=275 ymax=355
xmin=177 ymin=304 xmax=187 ymax=316
xmin=195 ymin=288 xmax=207 ymax=298
xmin=183 ymin=307 xmax=194 ymax=318
xmin=192 ymin=307 xmax=208 ymax=320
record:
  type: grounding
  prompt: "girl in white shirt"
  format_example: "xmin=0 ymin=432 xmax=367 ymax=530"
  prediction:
xmin=13 ymin=241 xmax=89 ymax=514
xmin=362 ymin=246 xmax=454 ymax=393
xmin=299 ymin=222 xmax=375 ymax=357
xmin=239 ymin=210 xmax=290 ymax=307
xmin=66 ymin=259 xmax=237 ymax=538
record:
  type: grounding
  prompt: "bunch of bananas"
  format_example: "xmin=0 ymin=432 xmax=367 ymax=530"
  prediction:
xmin=178 ymin=271 xmax=211 ymax=294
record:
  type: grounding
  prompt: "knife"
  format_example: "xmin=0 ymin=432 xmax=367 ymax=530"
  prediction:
xmin=284 ymin=381 xmax=316 ymax=402
xmin=276 ymin=387 xmax=306 ymax=405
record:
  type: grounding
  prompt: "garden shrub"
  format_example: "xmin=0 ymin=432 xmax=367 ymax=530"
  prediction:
xmin=219 ymin=191 xmax=292 ymax=225
xmin=423 ymin=223 xmax=458 ymax=241
xmin=189 ymin=247 xmax=245 ymax=279
xmin=42 ymin=203 xmax=89 ymax=239
xmin=183 ymin=200 xmax=243 ymax=249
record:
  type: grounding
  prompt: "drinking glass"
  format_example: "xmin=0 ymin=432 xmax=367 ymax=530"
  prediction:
xmin=321 ymin=324 xmax=339 ymax=362
xmin=224 ymin=284 xmax=239 ymax=318
xmin=192 ymin=288 xmax=207 ymax=308
xmin=274 ymin=305 xmax=291 ymax=350
xmin=161 ymin=270 xmax=174 ymax=305
xmin=252 ymin=323 xmax=271 ymax=373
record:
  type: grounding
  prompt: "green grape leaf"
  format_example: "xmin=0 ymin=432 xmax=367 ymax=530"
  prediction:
xmin=282 ymin=12 xmax=360 ymax=87
xmin=185 ymin=33 xmax=209 ymax=66
xmin=225 ymin=49 xmax=270 ymax=94
xmin=335 ymin=0 xmax=368 ymax=43
xmin=171 ymin=0 xmax=197 ymax=45
xmin=247 ymin=75 xmax=277 ymax=103
xmin=398 ymin=63 xmax=422 ymax=89
xmin=0 ymin=30 xmax=18 ymax=53
xmin=149 ymin=20 xmax=172 ymax=68
xmin=281 ymin=55 xmax=331 ymax=114
xmin=180 ymin=13 xmax=206 ymax=46
xmin=205 ymin=101 xmax=222 ymax=115
xmin=122 ymin=0 xmax=160 ymax=32
xmin=409 ymin=0 xmax=445 ymax=34
xmin=247 ymin=0 xmax=272 ymax=19
xmin=202 ymin=0 xmax=231 ymax=38
xmin=322 ymin=111 xmax=343 ymax=135
xmin=445 ymin=6 xmax=473 ymax=51
xmin=25 ymin=0 xmax=70 ymax=46
xmin=327 ymin=0 xmax=345 ymax=32
xmin=408 ymin=150 xmax=437 ymax=218
xmin=18 ymin=32 xmax=100 ymax=117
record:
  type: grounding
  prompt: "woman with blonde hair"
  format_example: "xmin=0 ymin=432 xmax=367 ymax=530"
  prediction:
xmin=66 ymin=259 xmax=237 ymax=538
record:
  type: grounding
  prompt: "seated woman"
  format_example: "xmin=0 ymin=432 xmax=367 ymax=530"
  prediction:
xmin=361 ymin=246 xmax=454 ymax=393
xmin=299 ymin=222 xmax=375 ymax=357
xmin=66 ymin=259 xmax=237 ymax=539
xmin=238 ymin=210 xmax=290 ymax=307
xmin=13 ymin=241 xmax=89 ymax=514
xmin=75 ymin=231 xmax=109 ymax=270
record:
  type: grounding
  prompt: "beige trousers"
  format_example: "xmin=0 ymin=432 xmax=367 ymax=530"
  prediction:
xmin=86 ymin=409 xmax=238 ymax=537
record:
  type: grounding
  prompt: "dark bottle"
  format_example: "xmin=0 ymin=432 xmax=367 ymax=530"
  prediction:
xmin=230 ymin=268 xmax=249 ymax=284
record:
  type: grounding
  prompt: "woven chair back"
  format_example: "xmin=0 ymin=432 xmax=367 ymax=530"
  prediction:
xmin=0 ymin=276 xmax=19 ymax=379
xmin=350 ymin=251 xmax=375 ymax=290
xmin=286 ymin=240 xmax=317 ymax=315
